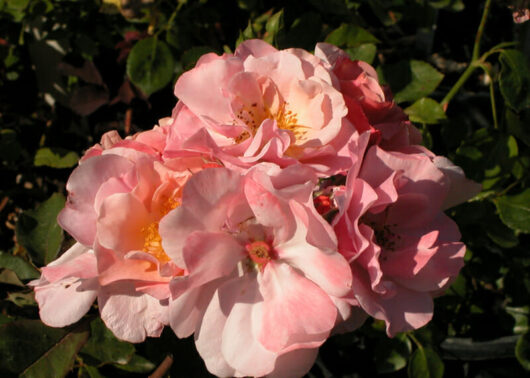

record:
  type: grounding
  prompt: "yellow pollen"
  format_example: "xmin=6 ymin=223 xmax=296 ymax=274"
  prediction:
xmin=142 ymin=222 xmax=170 ymax=263
xmin=141 ymin=196 xmax=180 ymax=263
xmin=233 ymin=102 xmax=309 ymax=144
xmin=162 ymin=197 xmax=180 ymax=214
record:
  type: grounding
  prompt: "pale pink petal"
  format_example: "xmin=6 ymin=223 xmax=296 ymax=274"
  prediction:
xmin=34 ymin=277 xmax=98 ymax=327
xmin=170 ymin=231 xmax=244 ymax=297
xmin=169 ymin=280 xmax=219 ymax=338
xmin=220 ymin=274 xmax=277 ymax=377
xmin=268 ymin=347 xmax=319 ymax=378
xmin=98 ymin=281 xmax=167 ymax=343
xmin=194 ymin=283 xmax=236 ymax=377
xmin=97 ymin=193 xmax=150 ymax=253
xmin=42 ymin=252 xmax=98 ymax=282
xmin=174 ymin=56 xmax=244 ymax=125
xmin=314 ymin=42 xmax=348 ymax=66
xmin=279 ymin=202 xmax=351 ymax=298
xmin=433 ymin=156 xmax=481 ymax=209
xmin=244 ymin=177 xmax=295 ymax=244
xmin=235 ymin=39 xmax=279 ymax=60
xmin=135 ymin=281 xmax=171 ymax=300
xmin=97 ymin=257 xmax=163 ymax=286
xmin=58 ymin=154 xmax=135 ymax=246
xmin=47 ymin=242 xmax=91 ymax=267
xmin=259 ymin=262 xmax=336 ymax=352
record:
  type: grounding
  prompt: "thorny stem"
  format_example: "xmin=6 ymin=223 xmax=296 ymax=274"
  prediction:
xmin=441 ymin=0 xmax=493 ymax=108
xmin=473 ymin=0 xmax=492 ymax=61
xmin=478 ymin=62 xmax=499 ymax=129
xmin=441 ymin=62 xmax=478 ymax=107
xmin=407 ymin=332 xmax=424 ymax=351
xmin=149 ymin=354 xmax=174 ymax=378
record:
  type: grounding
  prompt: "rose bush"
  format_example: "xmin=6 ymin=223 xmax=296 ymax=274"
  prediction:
xmin=30 ymin=39 xmax=479 ymax=377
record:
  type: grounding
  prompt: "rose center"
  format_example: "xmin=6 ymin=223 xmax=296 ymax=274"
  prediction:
xmin=233 ymin=102 xmax=307 ymax=144
xmin=245 ymin=240 xmax=274 ymax=268
xmin=142 ymin=222 xmax=170 ymax=263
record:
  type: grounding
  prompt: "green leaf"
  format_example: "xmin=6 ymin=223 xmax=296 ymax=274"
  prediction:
xmin=440 ymin=336 xmax=518 ymax=360
xmin=3 ymin=0 xmax=30 ymax=21
xmin=34 ymin=147 xmax=79 ymax=168
xmin=374 ymin=333 xmax=412 ymax=373
xmin=0 ymin=251 xmax=39 ymax=280
xmin=0 ymin=319 xmax=89 ymax=376
xmin=181 ymin=46 xmax=216 ymax=71
xmin=6 ymin=291 xmax=36 ymax=307
xmin=506 ymin=108 xmax=530 ymax=147
xmin=127 ymin=38 xmax=175 ymax=96
xmin=113 ymin=354 xmax=156 ymax=373
xmin=499 ymin=50 xmax=530 ymax=111
xmin=486 ymin=217 xmax=519 ymax=248
xmin=82 ymin=365 xmax=105 ymax=378
xmin=345 ymin=43 xmax=377 ymax=64
xmin=383 ymin=60 xmax=444 ymax=103
xmin=0 ymin=269 xmax=24 ymax=286
xmin=236 ymin=21 xmax=256 ymax=47
xmin=264 ymin=9 xmax=284 ymax=46
xmin=506 ymin=306 xmax=529 ymax=335
xmin=15 ymin=193 xmax=65 ymax=266
xmin=20 ymin=322 xmax=90 ymax=378
xmin=407 ymin=347 xmax=444 ymax=378
xmin=81 ymin=318 xmax=135 ymax=365
xmin=429 ymin=0 xmax=465 ymax=11
xmin=405 ymin=98 xmax=447 ymax=124
xmin=495 ymin=189 xmax=530 ymax=233
xmin=515 ymin=332 xmax=530 ymax=371
xmin=325 ymin=23 xmax=380 ymax=48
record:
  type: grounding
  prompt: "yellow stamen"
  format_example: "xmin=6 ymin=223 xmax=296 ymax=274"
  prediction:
xmin=141 ymin=196 xmax=180 ymax=263
xmin=233 ymin=102 xmax=309 ymax=144
xmin=142 ymin=222 xmax=170 ymax=263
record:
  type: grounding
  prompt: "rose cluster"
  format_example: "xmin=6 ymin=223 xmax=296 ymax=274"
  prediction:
xmin=31 ymin=40 xmax=480 ymax=377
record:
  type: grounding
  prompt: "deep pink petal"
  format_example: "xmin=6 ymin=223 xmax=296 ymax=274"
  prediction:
xmin=352 ymin=265 xmax=433 ymax=337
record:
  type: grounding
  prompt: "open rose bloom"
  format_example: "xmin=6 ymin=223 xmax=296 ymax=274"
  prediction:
xmin=31 ymin=40 xmax=480 ymax=377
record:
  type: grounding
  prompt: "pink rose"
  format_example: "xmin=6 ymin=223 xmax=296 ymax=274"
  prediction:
xmin=165 ymin=39 xmax=353 ymax=176
xmin=36 ymin=129 xmax=218 ymax=341
xmin=159 ymin=163 xmax=352 ymax=377
xmin=333 ymin=132 xmax=471 ymax=336
xmin=315 ymin=43 xmax=422 ymax=150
